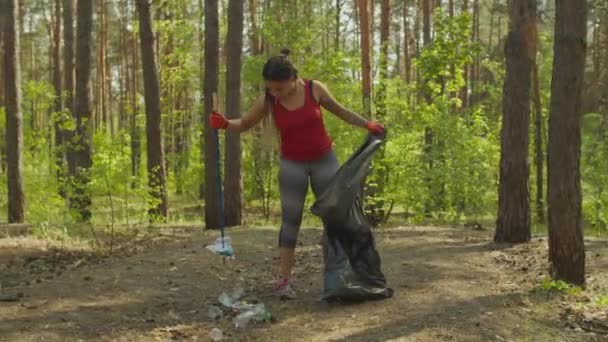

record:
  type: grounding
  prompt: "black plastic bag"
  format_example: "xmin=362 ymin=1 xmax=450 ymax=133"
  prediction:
xmin=310 ymin=132 xmax=393 ymax=302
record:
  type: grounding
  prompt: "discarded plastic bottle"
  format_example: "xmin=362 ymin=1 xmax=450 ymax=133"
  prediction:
xmin=209 ymin=327 xmax=223 ymax=341
xmin=206 ymin=236 xmax=234 ymax=257
xmin=232 ymin=304 xmax=270 ymax=328
xmin=207 ymin=305 xmax=224 ymax=320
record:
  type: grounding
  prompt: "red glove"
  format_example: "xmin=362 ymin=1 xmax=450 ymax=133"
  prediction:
xmin=365 ymin=121 xmax=385 ymax=135
xmin=210 ymin=111 xmax=229 ymax=129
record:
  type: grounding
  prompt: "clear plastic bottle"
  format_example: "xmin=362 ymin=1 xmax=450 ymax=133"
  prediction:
xmin=209 ymin=327 xmax=223 ymax=341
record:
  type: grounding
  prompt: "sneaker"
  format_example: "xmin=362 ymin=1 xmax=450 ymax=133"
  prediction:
xmin=274 ymin=278 xmax=296 ymax=300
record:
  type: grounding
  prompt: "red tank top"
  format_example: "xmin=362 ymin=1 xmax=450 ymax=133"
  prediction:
xmin=271 ymin=80 xmax=333 ymax=161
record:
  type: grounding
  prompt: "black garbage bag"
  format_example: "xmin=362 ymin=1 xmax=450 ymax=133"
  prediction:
xmin=310 ymin=132 xmax=394 ymax=302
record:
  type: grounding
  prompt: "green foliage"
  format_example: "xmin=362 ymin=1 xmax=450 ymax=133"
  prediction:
xmin=581 ymin=113 xmax=608 ymax=235
xmin=537 ymin=278 xmax=583 ymax=295
xmin=595 ymin=295 xmax=608 ymax=308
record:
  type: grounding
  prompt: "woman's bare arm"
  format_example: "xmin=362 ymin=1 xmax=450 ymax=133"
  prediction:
xmin=313 ymin=81 xmax=368 ymax=127
xmin=225 ymin=95 xmax=269 ymax=132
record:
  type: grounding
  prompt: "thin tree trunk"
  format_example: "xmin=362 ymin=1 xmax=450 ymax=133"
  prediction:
xmin=198 ymin=0 xmax=205 ymax=200
xmin=52 ymin=0 xmax=63 ymax=179
xmin=495 ymin=0 xmax=536 ymax=244
xmin=488 ymin=0 xmax=497 ymax=53
xmin=0 ymin=3 xmax=5 ymax=174
xmin=459 ymin=0 xmax=469 ymax=109
xmin=130 ymin=1 xmax=141 ymax=187
xmin=119 ymin=0 xmax=127 ymax=131
xmin=403 ymin=0 xmax=411 ymax=84
xmin=335 ymin=0 xmax=342 ymax=49
xmin=62 ymin=0 xmax=74 ymax=197
xmin=136 ymin=0 xmax=168 ymax=221
xmin=358 ymin=0 xmax=373 ymax=118
xmin=3 ymin=0 xmax=25 ymax=223
xmin=69 ymin=0 xmax=94 ymax=222
xmin=471 ymin=0 xmax=480 ymax=103
xmin=533 ymin=61 xmax=544 ymax=223
xmin=422 ymin=0 xmax=435 ymax=215
xmin=547 ymin=0 xmax=587 ymax=286
xmin=224 ymin=0 xmax=244 ymax=227
xmin=204 ymin=0 xmax=221 ymax=229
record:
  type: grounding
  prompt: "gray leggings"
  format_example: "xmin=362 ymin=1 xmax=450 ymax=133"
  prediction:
xmin=278 ymin=150 xmax=340 ymax=248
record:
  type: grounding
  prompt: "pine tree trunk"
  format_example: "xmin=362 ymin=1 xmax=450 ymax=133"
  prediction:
xmin=0 ymin=4 xmax=5 ymax=174
xmin=488 ymin=0 xmax=497 ymax=53
xmin=136 ymin=0 xmax=168 ymax=221
xmin=224 ymin=0 xmax=244 ymax=227
xmin=471 ymin=0 xmax=480 ymax=105
xmin=130 ymin=2 xmax=141 ymax=188
xmin=459 ymin=0 xmax=469 ymax=109
xmin=52 ymin=0 xmax=63 ymax=181
xmin=62 ymin=0 xmax=74 ymax=198
xmin=358 ymin=0 xmax=372 ymax=118
xmin=547 ymin=0 xmax=587 ymax=286
xmin=3 ymin=0 xmax=25 ymax=223
xmin=403 ymin=0 xmax=411 ymax=84
xmin=68 ymin=0 xmax=94 ymax=222
xmin=533 ymin=61 xmax=544 ymax=224
xmin=204 ymin=0 xmax=221 ymax=229
xmin=335 ymin=0 xmax=343 ymax=49
xmin=495 ymin=0 xmax=536 ymax=243
xmin=198 ymin=0 xmax=205 ymax=200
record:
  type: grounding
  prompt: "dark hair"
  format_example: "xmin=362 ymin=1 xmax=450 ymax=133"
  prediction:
xmin=262 ymin=48 xmax=298 ymax=81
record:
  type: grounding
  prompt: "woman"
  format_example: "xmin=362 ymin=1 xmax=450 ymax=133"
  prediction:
xmin=210 ymin=49 xmax=385 ymax=299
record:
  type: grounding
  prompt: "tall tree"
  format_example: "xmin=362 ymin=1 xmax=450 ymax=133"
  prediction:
xmin=0 ymin=3 xmax=4 ymax=174
xmin=204 ymin=0 xmax=221 ymax=229
xmin=61 ymin=0 xmax=74 ymax=199
xmin=3 ymin=0 xmax=25 ymax=223
xmin=366 ymin=0 xmax=391 ymax=225
xmin=533 ymin=61 xmax=544 ymax=223
xmin=136 ymin=0 xmax=168 ymax=221
xmin=358 ymin=0 xmax=372 ymax=118
xmin=130 ymin=1 xmax=141 ymax=187
xmin=402 ymin=0 xmax=411 ymax=84
xmin=52 ymin=0 xmax=63 ymax=180
xmin=66 ymin=0 xmax=94 ymax=221
xmin=494 ymin=0 xmax=536 ymax=243
xmin=547 ymin=0 xmax=587 ymax=285
xmin=224 ymin=0 xmax=244 ymax=227
xmin=459 ymin=0 xmax=469 ymax=109
xmin=335 ymin=0 xmax=343 ymax=49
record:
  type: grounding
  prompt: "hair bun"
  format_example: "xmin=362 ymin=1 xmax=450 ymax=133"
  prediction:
xmin=280 ymin=48 xmax=291 ymax=56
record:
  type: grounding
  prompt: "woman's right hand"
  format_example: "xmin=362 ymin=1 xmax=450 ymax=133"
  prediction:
xmin=210 ymin=111 xmax=229 ymax=129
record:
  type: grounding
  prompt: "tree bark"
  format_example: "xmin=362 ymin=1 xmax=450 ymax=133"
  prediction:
xmin=358 ymin=0 xmax=372 ymax=117
xmin=61 ymin=0 xmax=74 ymax=198
xmin=547 ymin=0 xmax=587 ymax=286
xmin=204 ymin=0 xmax=221 ymax=229
xmin=495 ymin=0 xmax=536 ymax=244
xmin=52 ymin=0 xmax=63 ymax=180
xmin=3 ymin=0 xmax=25 ymax=223
xmin=198 ymin=0 xmax=205 ymax=199
xmin=459 ymin=0 xmax=469 ymax=109
xmin=335 ymin=0 xmax=343 ymax=50
xmin=67 ymin=0 xmax=94 ymax=221
xmin=130 ymin=1 xmax=141 ymax=188
xmin=403 ymin=0 xmax=411 ymax=84
xmin=224 ymin=0 xmax=244 ymax=227
xmin=0 ymin=2 xmax=5 ymax=174
xmin=136 ymin=0 xmax=168 ymax=221
xmin=532 ymin=61 xmax=544 ymax=224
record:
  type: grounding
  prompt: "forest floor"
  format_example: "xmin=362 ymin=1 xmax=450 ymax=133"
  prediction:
xmin=0 ymin=224 xmax=607 ymax=341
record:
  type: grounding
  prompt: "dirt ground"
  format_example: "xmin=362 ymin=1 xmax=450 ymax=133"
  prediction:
xmin=0 ymin=225 xmax=607 ymax=341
